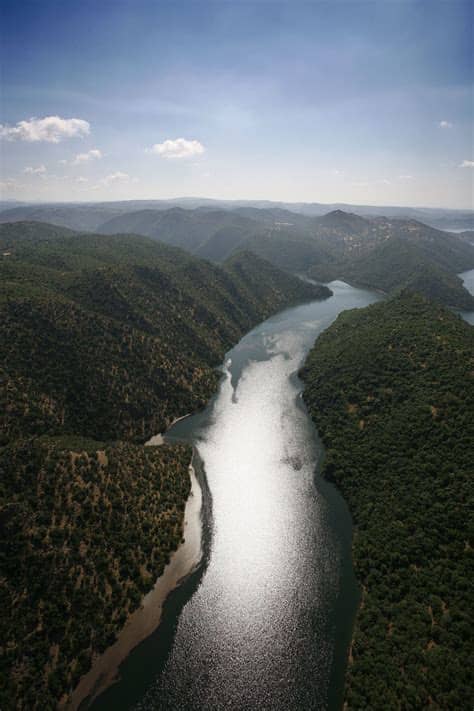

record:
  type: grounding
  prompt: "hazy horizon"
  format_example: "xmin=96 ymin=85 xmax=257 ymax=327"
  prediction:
xmin=1 ymin=0 xmax=473 ymax=209
xmin=1 ymin=195 xmax=473 ymax=214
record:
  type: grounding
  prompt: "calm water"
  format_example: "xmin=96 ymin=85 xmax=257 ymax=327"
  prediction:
xmin=93 ymin=281 xmax=380 ymax=711
xmin=460 ymin=269 xmax=474 ymax=325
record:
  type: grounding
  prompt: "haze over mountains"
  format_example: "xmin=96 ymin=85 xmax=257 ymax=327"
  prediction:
xmin=1 ymin=200 xmax=473 ymax=310
xmin=1 ymin=198 xmax=473 ymax=233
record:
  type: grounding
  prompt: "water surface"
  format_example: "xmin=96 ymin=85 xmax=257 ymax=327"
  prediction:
xmin=93 ymin=281 xmax=380 ymax=710
xmin=460 ymin=269 xmax=474 ymax=324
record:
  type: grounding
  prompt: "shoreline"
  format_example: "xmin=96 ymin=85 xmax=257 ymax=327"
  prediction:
xmin=145 ymin=412 xmax=192 ymax=447
xmin=67 ymin=461 xmax=203 ymax=710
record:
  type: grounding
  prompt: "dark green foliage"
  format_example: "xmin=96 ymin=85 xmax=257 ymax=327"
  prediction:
xmin=0 ymin=437 xmax=191 ymax=709
xmin=0 ymin=221 xmax=329 ymax=709
xmin=4 ymin=207 xmax=473 ymax=314
xmin=300 ymin=292 xmax=474 ymax=709
xmin=0 ymin=223 xmax=328 ymax=444
xmin=309 ymin=236 xmax=474 ymax=309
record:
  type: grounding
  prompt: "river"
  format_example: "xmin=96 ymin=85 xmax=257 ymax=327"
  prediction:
xmin=91 ymin=281 xmax=381 ymax=710
xmin=460 ymin=268 xmax=474 ymax=324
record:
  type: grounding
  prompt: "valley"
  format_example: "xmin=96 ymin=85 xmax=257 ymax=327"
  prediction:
xmin=0 ymin=206 xmax=472 ymax=710
xmin=0 ymin=222 xmax=328 ymax=708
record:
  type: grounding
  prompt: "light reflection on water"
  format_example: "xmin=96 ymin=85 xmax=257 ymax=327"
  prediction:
xmin=98 ymin=281 xmax=381 ymax=711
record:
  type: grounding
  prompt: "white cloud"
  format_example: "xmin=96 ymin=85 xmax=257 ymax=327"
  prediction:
xmin=459 ymin=160 xmax=474 ymax=168
xmin=399 ymin=174 xmax=414 ymax=180
xmin=438 ymin=120 xmax=453 ymax=129
xmin=100 ymin=171 xmax=135 ymax=186
xmin=72 ymin=148 xmax=102 ymax=165
xmin=23 ymin=165 xmax=47 ymax=175
xmin=76 ymin=176 xmax=88 ymax=183
xmin=148 ymin=137 xmax=205 ymax=159
xmin=0 ymin=116 xmax=90 ymax=143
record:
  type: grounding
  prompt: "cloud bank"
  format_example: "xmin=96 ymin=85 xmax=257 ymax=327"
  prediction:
xmin=459 ymin=160 xmax=474 ymax=168
xmin=0 ymin=116 xmax=90 ymax=143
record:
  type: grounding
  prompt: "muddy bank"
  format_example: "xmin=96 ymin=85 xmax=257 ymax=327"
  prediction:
xmin=67 ymin=464 xmax=202 ymax=710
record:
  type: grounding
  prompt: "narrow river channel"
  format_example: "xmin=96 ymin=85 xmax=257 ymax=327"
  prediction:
xmin=92 ymin=280 xmax=380 ymax=710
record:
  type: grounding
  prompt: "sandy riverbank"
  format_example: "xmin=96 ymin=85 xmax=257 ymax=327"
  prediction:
xmin=67 ymin=463 xmax=203 ymax=710
xmin=145 ymin=412 xmax=192 ymax=447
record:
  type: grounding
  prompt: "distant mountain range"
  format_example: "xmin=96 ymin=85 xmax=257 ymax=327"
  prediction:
xmin=1 ymin=201 xmax=473 ymax=309
xmin=95 ymin=206 xmax=474 ymax=309
xmin=0 ymin=197 xmax=472 ymax=232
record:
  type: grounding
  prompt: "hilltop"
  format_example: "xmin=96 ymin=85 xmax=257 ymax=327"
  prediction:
xmin=1 ymin=198 xmax=472 ymax=233
xmin=309 ymin=236 xmax=474 ymax=310
xmin=1 ymin=204 xmax=473 ymax=311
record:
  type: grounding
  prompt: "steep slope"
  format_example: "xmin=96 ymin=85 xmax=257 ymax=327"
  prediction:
xmin=309 ymin=237 xmax=474 ymax=309
xmin=0 ymin=222 xmax=330 ymax=709
xmin=308 ymin=225 xmax=474 ymax=308
xmin=1 ymin=223 xmax=329 ymax=444
xmin=300 ymin=293 xmax=474 ymax=709
xmin=456 ymin=230 xmax=474 ymax=245
xmin=98 ymin=207 xmax=259 ymax=253
xmin=314 ymin=209 xmax=370 ymax=235
xmin=236 ymin=228 xmax=332 ymax=273
xmin=0 ymin=437 xmax=192 ymax=710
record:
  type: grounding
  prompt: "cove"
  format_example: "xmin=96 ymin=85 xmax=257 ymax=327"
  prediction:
xmin=91 ymin=280 xmax=380 ymax=711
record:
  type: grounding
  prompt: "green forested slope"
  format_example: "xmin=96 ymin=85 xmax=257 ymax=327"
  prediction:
xmin=0 ymin=221 xmax=329 ymax=709
xmin=0 ymin=438 xmax=191 ymax=709
xmin=300 ymin=293 xmax=473 ymax=709
xmin=0 ymin=222 xmax=329 ymax=443
xmin=309 ymin=235 xmax=474 ymax=309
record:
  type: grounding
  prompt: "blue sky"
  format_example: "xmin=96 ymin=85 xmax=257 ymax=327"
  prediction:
xmin=1 ymin=0 xmax=472 ymax=207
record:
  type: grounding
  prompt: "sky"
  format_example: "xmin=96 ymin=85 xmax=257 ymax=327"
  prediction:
xmin=0 ymin=0 xmax=472 ymax=208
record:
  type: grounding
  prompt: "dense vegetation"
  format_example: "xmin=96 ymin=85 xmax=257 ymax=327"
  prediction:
xmin=308 ymin=220 xmax=474 ymax=309
xmin=2 ymin=203 xmax=473 ymax=310
xmin=0 ymin=437 xmax=191 ymax=709
xmin=99 ymin=208 xmax=474 ymax=309
xmin=309 ymin=236 xmax=474 ymax=309
xmin=300 ymin=292 xmax=473 ymax=709
xmin=0 ymin=222 xmax=328 ymax=443
xmin=0 ymin=221 xmax=329 ymax=709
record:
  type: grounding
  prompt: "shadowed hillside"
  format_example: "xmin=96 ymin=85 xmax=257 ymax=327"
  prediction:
xmin=301 ymin=292 xmax=474 ymax=709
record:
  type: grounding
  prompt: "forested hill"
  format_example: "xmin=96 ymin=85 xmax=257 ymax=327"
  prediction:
xmin=307 ymin=222 xmax=474 ymax=310
xmin=0 ymin=221 xmax=329 ymax=710
xmin=300 ymin=292 xmax=473 ymax=709
xmin=0 ymin=221 xmax=329 ymax=443
xmin=2 ymin=205 xmax=473 ymax=310
xmin=310 ymin=237 xmax=474 ymax=310
xmin=97 ymin=208 xmax=474 ymax=309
